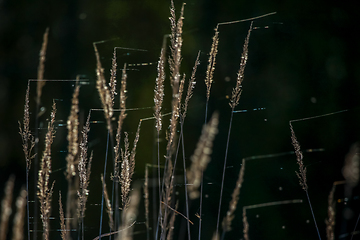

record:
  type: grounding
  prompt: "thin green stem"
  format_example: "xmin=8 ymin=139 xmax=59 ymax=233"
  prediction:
xmin=305 ymin=190 xmax=321 ymax=240
xmin=179 ymin=116 xmax=191 ymax=240
xmin=99 ymin=130 xmax=110 ymax=239
xmin=198 ymin=99 xmax=209 ymax=240
xmin=216 ymin=109 xmax=234 ymax=237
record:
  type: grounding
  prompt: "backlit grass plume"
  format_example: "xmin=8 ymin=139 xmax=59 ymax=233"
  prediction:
xmin=187 ymin=111 xmax=219 ymax=199
xmin=37 ymin=101 xmax=56 ymax=240
xmin=289 ymin=122 xmax=321 ymax=240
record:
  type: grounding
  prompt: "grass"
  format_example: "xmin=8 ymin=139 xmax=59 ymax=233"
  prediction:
xmin=1 ymin=1 xmax=360 ymax=240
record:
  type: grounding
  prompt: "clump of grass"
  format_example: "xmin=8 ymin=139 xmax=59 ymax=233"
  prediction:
xmin=10 ymin=2 xmax=360 ymax=240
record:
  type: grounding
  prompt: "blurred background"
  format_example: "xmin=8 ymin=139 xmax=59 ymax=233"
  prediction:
xmin=0 ymin=0 xmax=360 ymax=239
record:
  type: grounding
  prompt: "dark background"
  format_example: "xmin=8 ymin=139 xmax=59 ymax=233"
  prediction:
xmin=1 ymin=0 xmax=360 ymax=239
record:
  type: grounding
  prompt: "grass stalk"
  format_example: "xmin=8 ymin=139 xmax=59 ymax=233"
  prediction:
xmin=200 ymin=22 xmax=219 ymax=238
xmin=99 ymin=130 xmax=111 ymax=239
xmin=38 ymin=101 xmax=56 ymax=240
xmin=33 ymin=27 xmax=49 ymax=240
xmin=19 ymin=82 xmax=34 ymax=240
xmin=216 ymin=22 xmax=252 ymax=237
xmin=215 ymin=110 xmax=234 ymax=237
xmin=290 ymin=122 xmax=321 ymax=240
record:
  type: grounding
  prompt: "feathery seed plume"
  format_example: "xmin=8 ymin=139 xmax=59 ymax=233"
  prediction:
xmin=187 ymin=111 xmax=219 ymax=199
xmin=36 ymin=27 xmax=49 ymax=104
xmin=66 ymin=83 xmax=80 ymax=179
xmin=121 ymin=121 xmax=142 ymax=211
xmin=182 ymin=50 xmax=200 ymax=118
xmin=114 ymin=64 xmax=128 ymax=182
xmin=58 ymin=192 xmax=68 ymax=240
xmin=205 ymin=26 xmax=219 ymax=100
xmin=94 ymin=43 xmax=113 ymax=132
xmin=222 ymin=158 xmax=245 ymax=232
xmin=230 ymin=22 xmax=253 ymax=109
xmin=19 ymin=83 xmax=35 ymax=170
xmin=77 ymin=112 xmax=92 ymax=217
xmin=289 ymin=122 xmax=307 ymax=190
xmin=110 ymin=48 xmax=118 ymax=104
xmin=167 ymin=1 xmax=186 ymax=153
xmin=154 ymin=48 xmax=166 ymax=132
xmin=37 ymin=101 xmax=57 ymax=240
